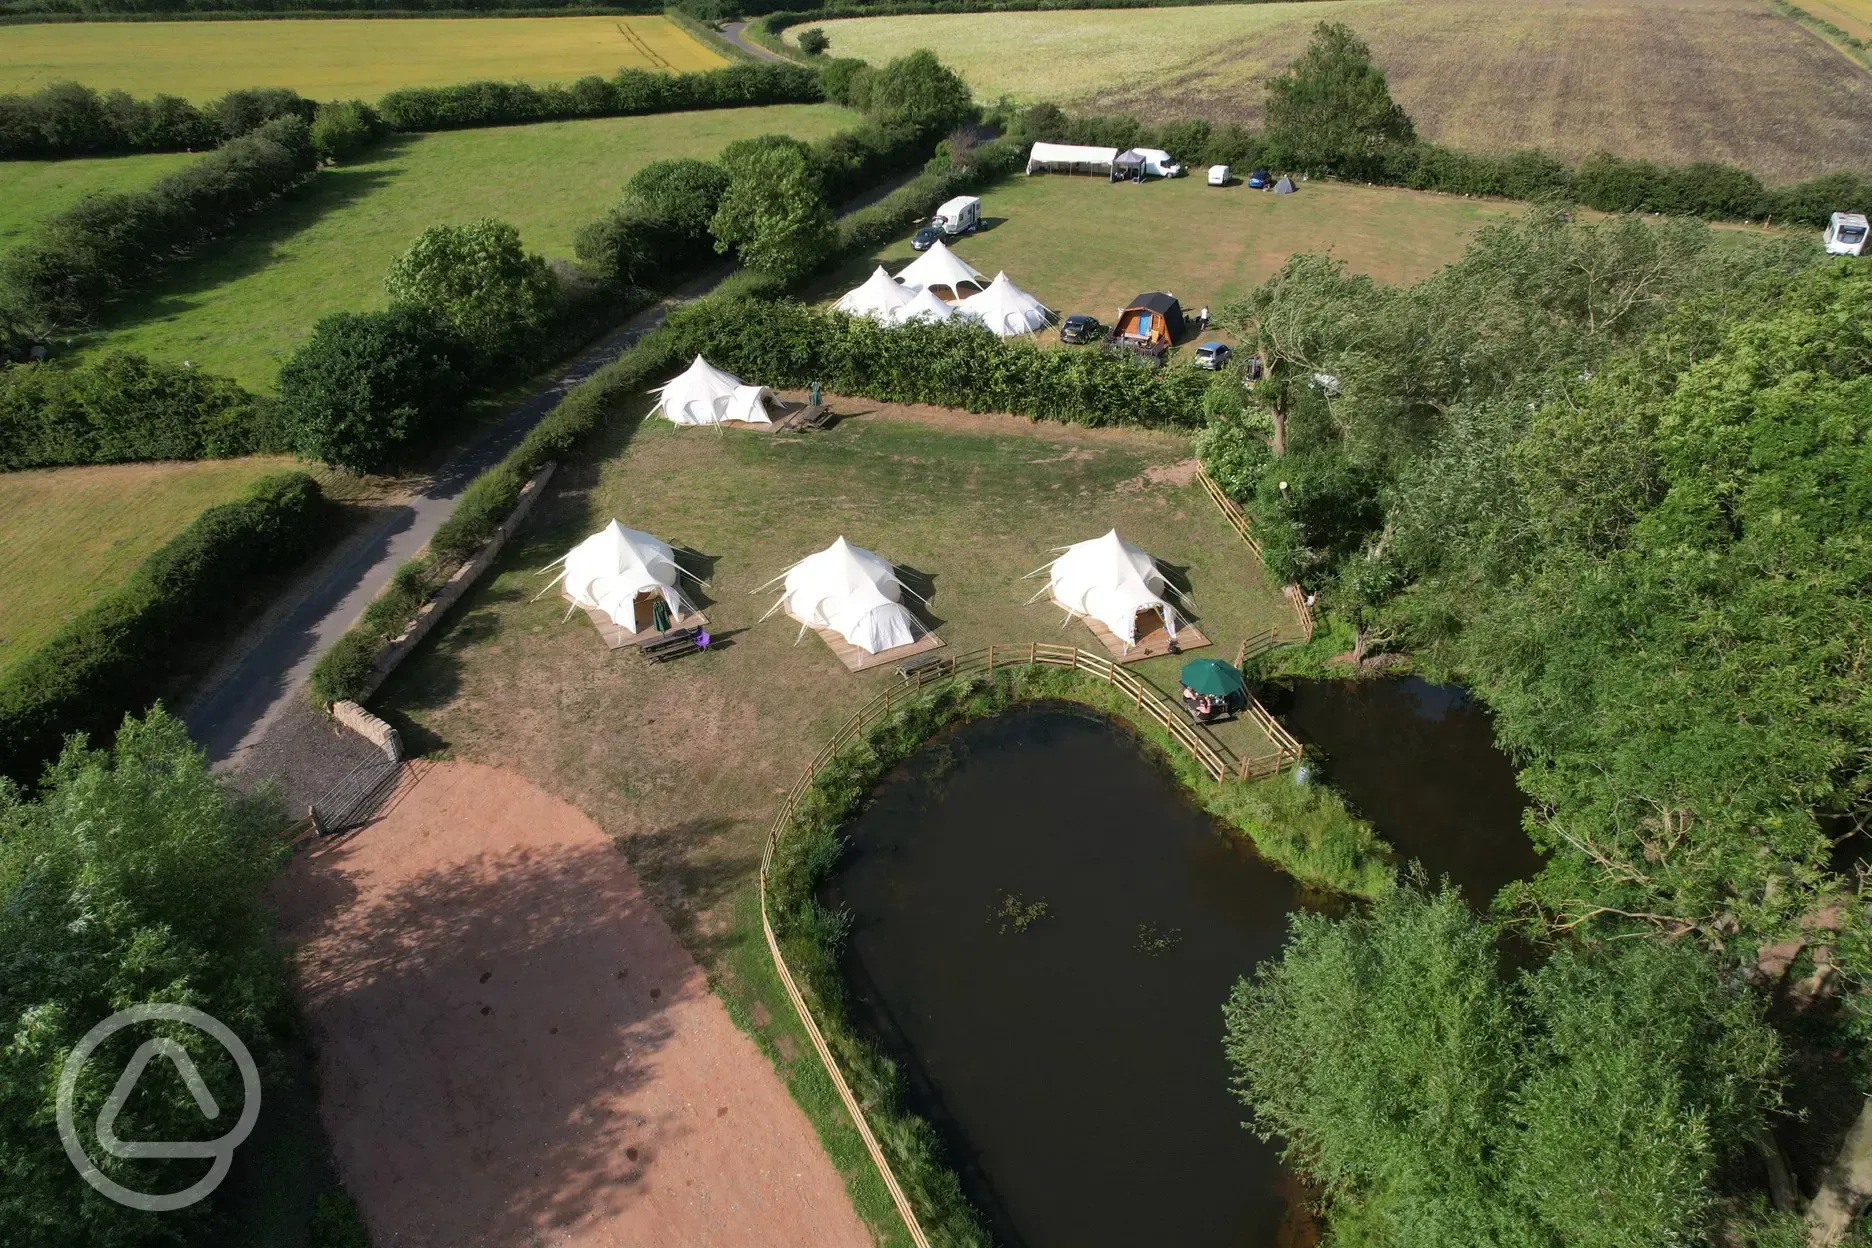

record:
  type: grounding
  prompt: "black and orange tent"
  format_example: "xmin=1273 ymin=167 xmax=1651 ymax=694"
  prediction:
xmin=1107 ymin=292 xmax=1185 ymax=351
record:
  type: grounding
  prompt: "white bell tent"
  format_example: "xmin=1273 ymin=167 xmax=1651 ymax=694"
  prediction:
xmin=894 ymin=240 xmax=985 ymax=300
xmin=757 ymin=537 xmax=928 ymax=655
xmin=834 ymin=265 xmax=917 ymax=322
xmin=650 ymin=355 xmax=772 ymax=426
xmin=536 ymin=520 xmax=703 ymax=632
xmin=959 ymin=271 xmax=1053 ymax=337
xmin=892 ymin=285 xmax=959 ymax=325
xmin=1028 ymin=529 xmax=1189 ymax=648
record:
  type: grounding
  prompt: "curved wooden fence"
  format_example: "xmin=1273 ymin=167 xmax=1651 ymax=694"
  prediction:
xmin=758 ymin=641 xmax=1291 ymax=1245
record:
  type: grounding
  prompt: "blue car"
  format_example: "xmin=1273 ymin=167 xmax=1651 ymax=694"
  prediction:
xmin=911 ymin=225 xmax=944 ymax=251
xmin=1194 ymin=342 xmax=1233 ymax=370
xmin=1246 ymin=168 xmax=1273 ymax=189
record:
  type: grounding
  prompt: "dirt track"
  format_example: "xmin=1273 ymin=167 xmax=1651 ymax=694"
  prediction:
xmin=275 ymin=760 xmax=872 ymax=1248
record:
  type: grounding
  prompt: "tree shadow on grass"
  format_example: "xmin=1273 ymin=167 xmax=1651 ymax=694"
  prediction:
xmin=275 ymin=831 xmax=705 ymax=1246
xmin=85 ymin=143 xmax=414 ymax=339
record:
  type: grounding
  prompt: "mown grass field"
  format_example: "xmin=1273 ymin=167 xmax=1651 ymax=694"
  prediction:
xmin=0 ymin=456 xmax=297 ymax=675
xmin=0 ymin=151 xmax=198 ymax=250
xmin=1799 ymin=0 xmax=1872 ymax=39
xmin=810 ymin=0 xmax=1872 ymax=181
xmin=80 ymin=104 xmax=858 ymax=388
xmin=0 ymin=16 xmax=723 ymax=101
xmin=807 ymin=173 xmax=1523 ymax=349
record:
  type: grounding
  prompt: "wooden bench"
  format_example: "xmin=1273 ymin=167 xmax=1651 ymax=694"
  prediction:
xmin=897 ymin=652 xmax=953 ymax=681
xmin=641 ymin=628 xmax=701 ymax=663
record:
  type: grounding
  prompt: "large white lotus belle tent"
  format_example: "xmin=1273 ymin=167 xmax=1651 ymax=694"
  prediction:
xmin=835 ymin=265 xmax=916 ymax=323
xmin=535 ymin=520 xmax=702 ymax=633
xmin=757 ymin=537 xmax=929 ymax=655
xmin=1028 ymin=529 xmax=1191 ymax=651
xmin=892 ymin=285 xmax=959 ymax=326
xmin=650 ymin=355 xmax=772 ymax=426
xmin=959 ymin=271 xmax=1053 ymax=337
xmin=893 ymin=240 xmax=985 ymax=301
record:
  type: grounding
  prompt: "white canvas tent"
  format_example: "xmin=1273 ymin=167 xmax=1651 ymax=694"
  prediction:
xmin=1028 ymin=529 xmax=1188 ymax=649
xmin=650 ymin=355 xmax=772 ymax=426
xmin=536 ymin=520 xmax=700 ymax=631
xmin=892 ymin=285 xmax=959 ymax=325
xmin=757 ymin=537 xmax=928 ymax=655
xmin=835 ymin=265 xmax=916 ymax=322
xmin=893 ymin=240 xmax=985 ymax=299
xmin=1027 ymin=141 xmax=1120 ymax=176
xmin=959 ymin=271 xmax=1052 ymax=337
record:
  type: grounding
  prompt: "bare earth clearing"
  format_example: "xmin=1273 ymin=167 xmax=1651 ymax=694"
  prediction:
xmin=275 ymin=759 xmax=873 ymax=1248
xmin=815 ymin=0 xmax=1872 ymax=181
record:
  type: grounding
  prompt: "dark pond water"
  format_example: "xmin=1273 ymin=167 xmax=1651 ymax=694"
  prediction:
xmin=1271 ymin=676 xmax=1539 ymax=906
xmin=827 ymin=707 xmax=1314 ymax=1248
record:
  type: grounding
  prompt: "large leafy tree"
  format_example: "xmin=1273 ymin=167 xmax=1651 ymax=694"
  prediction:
xmin=383 ymin=216 xmax=561 ymax=360
xmin=275 ymin=304 xmax=466 ymax=473
xmin=1225 ymin=886 xmax=1786 ymax=1248
xmin=709 ymin=137 xmax=837 ymax=282
xmin=1263 ymin=22 xmax=1415 ymax=178
xmin=0 ymin=710 xmax=292 ymax=1248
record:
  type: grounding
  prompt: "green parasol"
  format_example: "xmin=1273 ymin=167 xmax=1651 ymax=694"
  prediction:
xmin=1179 ymin=657 xmax=1245 ymax=698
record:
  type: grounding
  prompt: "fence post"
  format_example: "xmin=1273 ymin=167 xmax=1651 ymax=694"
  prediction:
xmin=987 ymin=643 xmax=994 ymax=674
xmin=1029 ymin=640 xmax=1036 ymax=666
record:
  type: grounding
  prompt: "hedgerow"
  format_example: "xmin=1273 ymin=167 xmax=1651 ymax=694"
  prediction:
xmin=376 ymin=61 xmax=821 ymax=131
xmin=0 ymin=471 xmax=327 ymax=785
xmin=0 ymin=81 xmax=314 ymax=159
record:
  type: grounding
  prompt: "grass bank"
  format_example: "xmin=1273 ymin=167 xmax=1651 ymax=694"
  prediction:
xmin=76 ymin=103 xmax=857 ymax=387
xmin=0 ymin=15 xmax=723 ymax=100
xmin=808 ymin=0 xmax=1872 ymax=181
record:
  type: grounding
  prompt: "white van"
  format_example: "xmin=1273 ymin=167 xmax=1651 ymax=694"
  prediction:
xmin=1824 ymin=211 xmax=1868 ymax=256
xmin=1207 ymin=165 xmax=1231 ymax=187
xmin=932 ymin=195 xmax=981 ymax=235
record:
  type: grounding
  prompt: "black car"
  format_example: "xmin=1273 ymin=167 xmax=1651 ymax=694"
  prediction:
xmin=1193 ymin=342 xmax=1233 ymax=370
xmin=1059 ymin=314 xmax=1102 ymax=344
xmin=911 ymin=225 xmax=944 ymax=251
xmin=1246 ymin=168 xmax=1273 ymax=189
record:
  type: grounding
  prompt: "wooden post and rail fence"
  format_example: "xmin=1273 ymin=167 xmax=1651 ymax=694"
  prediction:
xmin=1197 ymin=468 xmax=1316 ymax=643
xmin=757 ymin=641 xmax=1300 ymax=1246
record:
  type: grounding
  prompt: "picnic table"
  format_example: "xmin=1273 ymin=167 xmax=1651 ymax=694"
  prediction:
xmin=897 ymin=652 xmax=953 ymax=681
xmin=642 ymin=628 xmax=703 ymax=662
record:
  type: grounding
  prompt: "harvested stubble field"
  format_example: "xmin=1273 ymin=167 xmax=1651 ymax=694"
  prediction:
xmin=0 ymin=151 xmax=197 ymax=249
xmin=1798 ymin=0 xmax=1872 ymax=39
xmin=0 ymin=16 xmax=724 ymax=101
xmin=809 ymin=173 xmax=1522 ymax=347
xmin=811 ymin=0 xmax=1872 ymax=181
xmin=0 ymin=456 xmax=296 ymax=675
xmin=372 ymin=402 xmax=1298 ymax=1235
xmin=78 ymin=104 xmax=858 ymax=388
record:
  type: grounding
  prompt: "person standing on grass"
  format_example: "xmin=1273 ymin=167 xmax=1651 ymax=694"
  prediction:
xmin=1199 ymin=305 xmax=1210 ymax=333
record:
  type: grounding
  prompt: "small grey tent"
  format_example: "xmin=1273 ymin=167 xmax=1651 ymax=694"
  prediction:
xmin=1273 ymin=175 xmax=1297 ymax=195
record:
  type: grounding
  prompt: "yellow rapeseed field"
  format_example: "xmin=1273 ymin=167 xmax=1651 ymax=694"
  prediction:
xmin=0 ymin=15 xmax=724 ymax=101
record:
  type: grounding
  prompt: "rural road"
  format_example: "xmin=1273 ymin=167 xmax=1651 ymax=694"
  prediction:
xmin=719 ymin=20 xmax=790 ymax=62
xmin=187 ymin=170 xmax=926 ymax=804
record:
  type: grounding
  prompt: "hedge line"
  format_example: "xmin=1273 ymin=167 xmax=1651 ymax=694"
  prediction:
xmin=305 ymin=332 xmax=683 ymax=705
xmin=666 ymin=295 xmax=1210 ymax=427
xmin=376 ymin=61 xmax=821 ymax=131
xmin=744 ymin=0 xmax=1289 ymax=26
xmin=0 ymin=352 xmax=284 ymax=470
xmin=0 ymin=82 xmax=314 ymax=159
xmin=0 ymin=471 xmax=327 ymax=785
xmin=1 ymin=116 xmax=318 ymax=335
xmin=1012 ymin=105 xmax=1872 ymax=228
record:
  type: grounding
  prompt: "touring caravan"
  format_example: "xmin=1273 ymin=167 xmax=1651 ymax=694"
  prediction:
xmin=1824 ymin=212 xmax=1868 ymax=256
xmin=932 ymin=195 xmax=981 ymax=236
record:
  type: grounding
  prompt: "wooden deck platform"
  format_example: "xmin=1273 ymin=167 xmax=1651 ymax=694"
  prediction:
xmin=1075 ymin=612 xmax=1210 ymax=663
xmin=567 ymin=597 xmax=709 ymax=651
xmin=809 ymin=625 xmax=946 ymax=674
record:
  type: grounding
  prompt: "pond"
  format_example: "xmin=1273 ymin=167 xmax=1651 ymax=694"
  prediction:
xmin=1270 ymin=676 xmax=1539 ymax=906
xmin=826 ymin=706 xmax=1314 ymax=1248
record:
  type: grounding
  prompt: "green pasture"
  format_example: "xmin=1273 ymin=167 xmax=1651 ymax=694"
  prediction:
xmin=78 ymin=104 xmax=859 ymax=388
xmin=0 ymin=151 xmax=199 ymax=251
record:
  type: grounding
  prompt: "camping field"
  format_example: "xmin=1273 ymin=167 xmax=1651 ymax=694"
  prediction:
xmin=76 ymin=104 xmax=859 ymax=388
xmin=0 ymin=151 xmax=199 ymax=250
xmin=807 ymin=174 xmax=1524 ymax=345
xmin=806 ymin=0 xmax=1872 ymax=181
xmin=0 ymin=16 xmax=724 ymax=101
xmin=0 ymin=456 xmax=299 ymax=676
xmin=374 ymin=404 xmax=1296 ymax=952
